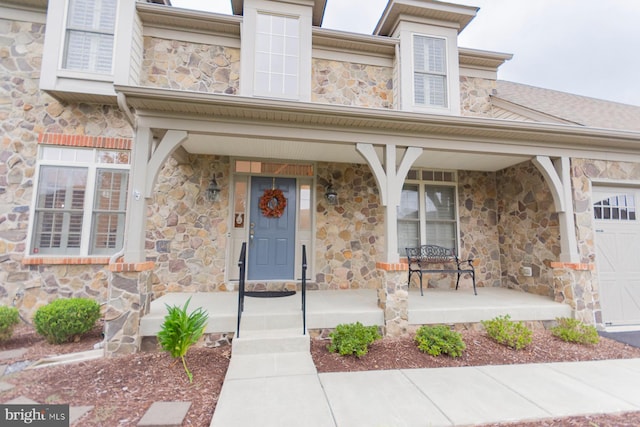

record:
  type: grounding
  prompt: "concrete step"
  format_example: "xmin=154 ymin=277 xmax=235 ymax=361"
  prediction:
xmin=232 ymin=328 xmax=310 ymax=355
xmin=239 ymin=311 xmax=303 ymax=331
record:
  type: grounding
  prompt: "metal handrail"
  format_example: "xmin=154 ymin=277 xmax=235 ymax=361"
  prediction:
xmin=236 ymin=242 xmax=247 ymax=338
xmin=301 ymin=245 xmax=307 ymax=335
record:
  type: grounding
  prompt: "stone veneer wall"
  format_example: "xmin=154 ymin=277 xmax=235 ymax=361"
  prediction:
xmin=568 ymin=158 xmax=640 ymax=324
xmin=145 ymin=155 xmax=230 ymax=296
xmin=496 ymin=162 xmax=560 ymax=297
xmin=572 ymin=158 xmax=640 ymax=262
xmin=458 ymin=171 xmax=501 ymax=288
xmin=459 ymin=76 xmax=496 ymax=118
xmin=314 ymin=163 xmax=384 ymax=289
xmin=0 ymin=16 xmax=133 ymax=317
xmin=311 ymin=59 xmax=393 ymax=108
xmin=140 ymin=37 xmax=240 ymax=94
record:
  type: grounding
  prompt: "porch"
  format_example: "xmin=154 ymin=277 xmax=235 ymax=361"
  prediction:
xmin=139 ymin=287 xmax=571 ymax=337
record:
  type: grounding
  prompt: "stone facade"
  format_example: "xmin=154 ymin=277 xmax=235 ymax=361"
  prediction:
xmin=458 ymin=170 xmax=501 ymax=288
xmin=141 ymin=37 xmax=240 ymax=94
xmin=314 ymin=162 xmax=384 ymax=290
xmin=459 ymin=76 xmax=496 ymax=117
xmin=311 ymin=59 xmax=393 ymax=108
xmin=497 ymin=162 xmax=560 ymax=297
xmin=0 ymin=16 xmax=132 ymax=317
xmin=146 ymin=155 xmax=230 ymax=296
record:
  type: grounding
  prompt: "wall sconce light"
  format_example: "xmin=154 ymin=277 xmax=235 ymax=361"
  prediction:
xmin=206 ymin=177 xmax=221 ymax=202
xmin=325 ymin=183 xmax=338 ymax=205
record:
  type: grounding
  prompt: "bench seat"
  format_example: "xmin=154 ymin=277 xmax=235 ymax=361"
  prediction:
xmin=406 ymin=245 xmax=476 ymax=296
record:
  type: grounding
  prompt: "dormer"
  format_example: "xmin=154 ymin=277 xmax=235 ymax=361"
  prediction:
xmin=375 ymin=0 xmax=477 ymax=115
xmin=231 ymin=0 xmax=326 ymax=101
xmin=40 ymin=0 xmax=169 ymax=103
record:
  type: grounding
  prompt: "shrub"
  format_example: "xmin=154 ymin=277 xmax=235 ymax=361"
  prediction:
xmin=33 ymin=298 xmax=101 ymax=344
xmin=0 ymin=306 xmax=20 ymax=342
xmin=481 ymin=315 xmax=532 ymax=350
xmin=414 ymin=325 xmax=466 ymax=357
xmin=158 ymin=297 xmax=208 ymax=383
xmin=327 ymin=322 xmax=381 ymax=358
xmin=551 ymin=317 xmax=599 ymax=345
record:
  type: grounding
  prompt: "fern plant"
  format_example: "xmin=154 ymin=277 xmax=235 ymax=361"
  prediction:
xmin=157 ymin=297 xmax=208 ymax=383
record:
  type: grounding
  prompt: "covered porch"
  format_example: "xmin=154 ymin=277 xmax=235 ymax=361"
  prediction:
xmin=139 ymin=288 xmax=571 ymax=338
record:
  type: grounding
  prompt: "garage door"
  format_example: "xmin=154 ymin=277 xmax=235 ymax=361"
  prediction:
xmin=594 ymin=186 xmax=640 ymax=326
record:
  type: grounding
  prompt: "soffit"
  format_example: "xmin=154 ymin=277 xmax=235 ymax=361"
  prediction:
xmin=458 ymin=48 xmax=512 ymax=72
xmin=2 ymin=0 xmax=46 ymax=10
xmin=137 ymin=2 xmax=241 ymax=37
xmin=312 ymin=28 xmax=397 ymax=57
xmin=231 ymin=0 xmax=327 ymax=27
xmin=375 ymin=0 xmax=478 ymax=36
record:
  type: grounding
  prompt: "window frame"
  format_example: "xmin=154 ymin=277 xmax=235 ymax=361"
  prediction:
xmin=412 ymin=34 xmax=449 ymax=109
xmin=28 ymin=146 xmax=130 ymax=258
xmin=397 ymin=170 xmax=460 ymax=255
xmin=253 ymin=12 xmax=301 ymax=100
xmin=61 ymin=0 xmax=118 ymax=75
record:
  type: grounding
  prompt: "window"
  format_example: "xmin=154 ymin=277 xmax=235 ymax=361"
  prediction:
xmin=413 ymin=35 xmax=447 ymax=107
xmin=31 ymin=147 xmax=129 ymax=256
xmin=63 ymin=0 xmax=117 ymax=74
xmin=397 ymin=170 xmax=458 ymax=254
xmin=594 ymin=194 xmax=637 ymax=221
xmin=255 ymin=13 xmax=300 ymax=99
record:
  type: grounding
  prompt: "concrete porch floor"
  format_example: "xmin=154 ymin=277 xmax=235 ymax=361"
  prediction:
xmin=139 ymin=287 xmax=571 ymax=336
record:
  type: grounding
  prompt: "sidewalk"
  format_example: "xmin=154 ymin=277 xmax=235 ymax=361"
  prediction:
xmin=211 ymin=356 xmax=640 ymax=427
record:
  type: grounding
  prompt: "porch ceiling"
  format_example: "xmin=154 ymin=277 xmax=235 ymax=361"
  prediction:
xmin=181 ymin=133 xmax=530 ymax=172
xmin=117 ymin=85 xmax=640 ymax=170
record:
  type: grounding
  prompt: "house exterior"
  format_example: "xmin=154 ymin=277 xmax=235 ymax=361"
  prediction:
xmin=1 ymin=0 xmax=640 ymax=355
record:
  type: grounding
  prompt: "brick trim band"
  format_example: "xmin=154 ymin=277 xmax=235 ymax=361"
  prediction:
xmin=38 ymin=133 xmax=132 ymax=150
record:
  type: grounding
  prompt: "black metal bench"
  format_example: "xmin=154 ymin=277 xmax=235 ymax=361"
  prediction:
xmin=406 ymin=245 xmax=476 ymax=296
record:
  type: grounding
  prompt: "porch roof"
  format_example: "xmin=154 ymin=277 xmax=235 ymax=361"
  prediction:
xmin=116 ymin=85 xmax=640 ymax=172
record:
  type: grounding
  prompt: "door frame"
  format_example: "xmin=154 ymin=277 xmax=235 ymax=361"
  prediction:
xmin=227 ymin=159 xmax=315 ymax=283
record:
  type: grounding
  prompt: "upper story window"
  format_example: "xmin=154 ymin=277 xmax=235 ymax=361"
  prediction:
xmin=397 ymin=170 xmax=458 ymax=255
xmin=254 ymin=13 xmax=300 ymax=99
xmin=413 ymin=35 xmax=447 ymax=108
xmin=31 ymin=146 xmax=130 ymax=256
xmin=63 ymin=0 xmax=117 ymax=74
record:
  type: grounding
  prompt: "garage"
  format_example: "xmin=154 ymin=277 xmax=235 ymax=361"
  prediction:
xmin=594 ymin=186 xmax=640 ymax=327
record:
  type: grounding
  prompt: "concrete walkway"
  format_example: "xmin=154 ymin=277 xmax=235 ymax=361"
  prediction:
xmin=210 ymin=356 xmax=640 ymax=427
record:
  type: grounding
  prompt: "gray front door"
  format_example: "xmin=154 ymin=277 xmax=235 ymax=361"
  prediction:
xmin=248 ymin=177 xmax=296 ymax=280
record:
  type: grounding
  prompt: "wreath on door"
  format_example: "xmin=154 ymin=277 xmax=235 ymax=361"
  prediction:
xmin=259 ymin=188 xmax=287 ymax=218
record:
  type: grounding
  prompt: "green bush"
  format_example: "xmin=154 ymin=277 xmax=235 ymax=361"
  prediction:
xmin=158 ymin=297 xmax=208 ymax=383
xmin=414 ymin=325 xmax=466 ymax=357
xmin=551 ymin=317 xmax=599 ymax=345
xmin=482 ymin=315 xmax=532 ymax=350
xmin=328 ymin=322 xmax=381 ymax=358
xmin=0 ymin=306 xmax=20 ymax=342
xmin=33 ymin=298 xmax=101 ymax=344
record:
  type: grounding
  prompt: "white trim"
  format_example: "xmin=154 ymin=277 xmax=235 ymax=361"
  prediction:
xmin=312 ymin=48 xmax=394 ymax=68
xmin=0 ymin=6 xmax=46 ymax=24
xmin=143 ymin=27 xmax=240 ymax=48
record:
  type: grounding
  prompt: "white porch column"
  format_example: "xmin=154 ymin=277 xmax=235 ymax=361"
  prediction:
xmin=123 ymin=126 xmax=153 ymax=263
xmin=356 ymin=143 xmax=422 ymax=263
xmin=533 ymin=156 xmax=579 ymax=263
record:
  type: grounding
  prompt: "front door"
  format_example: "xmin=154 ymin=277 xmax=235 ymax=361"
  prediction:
xmin=248 ymin=177 xmax=296 ymax=280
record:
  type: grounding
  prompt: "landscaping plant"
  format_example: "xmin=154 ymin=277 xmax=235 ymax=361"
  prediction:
xmin=551 ymin=317 xmax=599 ymax=345
xmin=158 ymin=297 xmax=208 ymax=383
xmin=0 ymin=306 xmax=20 ymax=342
xmin=414 ymin=325 xmax=466 ymax=357
xmin=327 ymin=322 xmax=381 ymax=358
xmin=33 ymin=298 xmax=101 ymax=344
xmin=481 ymin=314 xmax=532 ymax=350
